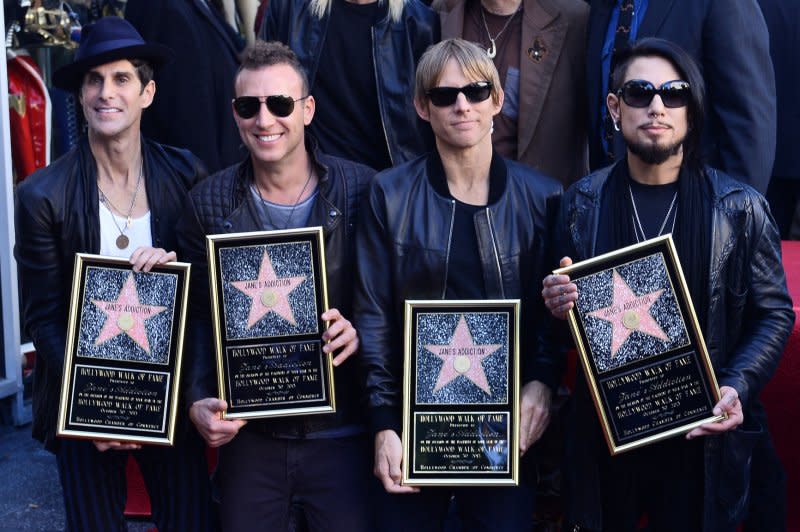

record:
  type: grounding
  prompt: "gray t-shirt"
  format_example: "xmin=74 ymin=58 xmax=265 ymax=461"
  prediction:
xmin=250 ymin=184 xmax=318 ymax=230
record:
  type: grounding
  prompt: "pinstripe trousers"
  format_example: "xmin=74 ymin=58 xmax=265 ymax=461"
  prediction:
xmin=55 ymin=430 xmax=215 ymax=532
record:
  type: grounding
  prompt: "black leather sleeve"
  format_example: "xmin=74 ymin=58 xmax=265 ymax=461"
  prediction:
xmin=353 ymin=177 xmax=403 ymax=435
xmin=715 ymin=193 xmax=794 ymax=407
xmin=176 ymin=191 xmax=218 ymax=407
xmin=14 ymin=179 xmax=68 ymax=373
xmin=523 ymin=187 xmax=567 ymax=391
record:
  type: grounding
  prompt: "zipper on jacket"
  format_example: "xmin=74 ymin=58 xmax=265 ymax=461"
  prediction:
xmin=371 ymin=26 xmax=394 ymax=167
xmin=441 ymin=200 xmax=456 ymax=298
xmin=486 ymin=208 xmax=505 ymax=298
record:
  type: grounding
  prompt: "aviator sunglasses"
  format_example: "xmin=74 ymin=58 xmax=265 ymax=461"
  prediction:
xmin=232 ymin=95 xmax=309 ymax=119
xmin=426 ymin=81 xmax=493 ymax=107
xmin=616 ymin=79 xmax=691 ymax=109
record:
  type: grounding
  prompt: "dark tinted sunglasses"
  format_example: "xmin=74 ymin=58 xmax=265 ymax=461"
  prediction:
xmin=232 ymin=95 xmax=309 ymax=119
xmin=426 ymin=81 xmax=493 ymax=107
xmin=617 ymin=79 xmax=691 ymax=109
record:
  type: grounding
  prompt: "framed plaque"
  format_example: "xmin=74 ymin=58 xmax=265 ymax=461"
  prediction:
xmin=57 ymin=254 xmax=190 ymax=446
xmin=554 ymin=235 xmax=723 ymax=454
xmin=402 ymin=300 xmax=520 ymax=486
xmin=206 ymin=227 xmax=333 ymax=419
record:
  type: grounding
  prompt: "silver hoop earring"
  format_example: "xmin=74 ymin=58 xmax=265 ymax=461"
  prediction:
xmin=613 ymin=120 xmax=620 ymax=132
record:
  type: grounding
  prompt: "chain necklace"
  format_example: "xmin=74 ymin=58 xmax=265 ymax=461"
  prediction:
xmin=480 ymin=2 xmax=522 ymax=59
xmin=254 ymin=163 xmax=315 ymax=230
xmin=628 ymin=183 xmax=678 ymax=243
xmin=98 ymin=162 xmax=144 ymax=250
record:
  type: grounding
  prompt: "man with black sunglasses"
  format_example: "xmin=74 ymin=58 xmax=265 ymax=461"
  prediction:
xmin=542 ymin=37 xmax=792 ymax=531
xmin=354 ymin=38 xmax=563 ymax=530
xmin=178 ymin=40 xmax=375 ymax=531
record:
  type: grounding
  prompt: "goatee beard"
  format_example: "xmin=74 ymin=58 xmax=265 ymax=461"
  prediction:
xmin=626 ymin=136 xmax=684 ymax=165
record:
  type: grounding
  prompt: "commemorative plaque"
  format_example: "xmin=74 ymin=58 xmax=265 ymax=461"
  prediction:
xmin=554 ymin=235 xmax=723 ymax=454
xmin=206 ymin=227 xmax=333 ymax=419
xmin=402 ymin=300 xmax=519 ymax=486
xmin=57 ymin=254 xmax=190 ymax=446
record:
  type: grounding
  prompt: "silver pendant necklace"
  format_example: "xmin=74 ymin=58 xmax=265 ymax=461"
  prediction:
xmin=628 ymin=183 xmax=678 ymax=243
xmin=479 ymin=3 xmax=521 ymax=59
xmin=98 ymin=161 xmax=144 ymax=250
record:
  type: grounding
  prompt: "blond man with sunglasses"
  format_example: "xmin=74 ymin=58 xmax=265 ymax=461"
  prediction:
xmin=178 ymin=40 xmax=376 ymax=531
xmin=354 ymin=38 xmax=563 ymax=530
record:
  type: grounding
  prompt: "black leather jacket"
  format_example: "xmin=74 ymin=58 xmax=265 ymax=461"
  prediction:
xmin=354 ymin=153 xmax=563 ymax=434
xmin=14 ymin=137 xmax=207 ymax=451
xmin=259 ymin=0 xmax=439 ymax=166
xmin=177 ymin=142 xmax=374 ymax=436
xmin=559 ymin=163 xmax=794 ymax=531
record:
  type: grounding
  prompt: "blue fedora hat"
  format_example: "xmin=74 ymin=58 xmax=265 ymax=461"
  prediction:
xmin=52 ymin=16 xmax=173 ymax=91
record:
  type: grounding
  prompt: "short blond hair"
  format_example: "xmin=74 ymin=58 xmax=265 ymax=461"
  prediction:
xmin=415 ymin=39 xmax=502 ymax=106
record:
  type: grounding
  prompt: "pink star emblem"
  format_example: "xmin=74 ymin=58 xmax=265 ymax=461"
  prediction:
xmin=231 ymin=249 xmax=306 ymax=328
xmin=91 ymin=273 xmax=168 ymax=354
xmin=587 ymin=270 xmax=669 ymax=358
xmin=425 ymin=315 xmax=502 ymax=395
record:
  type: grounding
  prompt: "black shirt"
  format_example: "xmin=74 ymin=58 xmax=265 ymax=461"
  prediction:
xmin=310 ymin=0 xmax=392 ymax=170
xmin=427 ymin=152 xmax=506 ymax=299
xmin=598 ymin=168 xmax=680 ymax=254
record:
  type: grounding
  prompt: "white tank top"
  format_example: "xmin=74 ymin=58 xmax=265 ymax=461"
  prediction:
xmin=98 ymin=201 xmax=153 ymax=258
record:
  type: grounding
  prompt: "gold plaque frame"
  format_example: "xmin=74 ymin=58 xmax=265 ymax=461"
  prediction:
xmin=554 ymin=235 xmax=723 ymax=454
xmin=206 ymin=227 xmax=334 ymax=420
xmin=57 ymin=254 xmax=190 ymax=446
xmin=402 ymin=300 xmax=520 ymax=486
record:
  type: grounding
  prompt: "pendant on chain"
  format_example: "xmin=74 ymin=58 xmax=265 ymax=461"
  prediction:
xmin=115 ymin=234 xmax=130 ymax=249
xmin=487 ymin=39 xmax=497 ymax=59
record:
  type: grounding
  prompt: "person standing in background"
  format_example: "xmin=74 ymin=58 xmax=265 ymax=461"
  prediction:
xmin=434 ymin=0 xmax=589 ymax=186
xmin=259 ymin=0 xmax=440 ymax=170
xmin=126 ymin=0 xmax=246 ymax=173
xmin=760 ymin=0 xmax=800 ymax=239
xmin=586 ymin=0 xmax=776 ymax=195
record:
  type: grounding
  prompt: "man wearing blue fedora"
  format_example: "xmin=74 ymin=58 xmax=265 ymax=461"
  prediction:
xmin=15 ymin=16 xmax=215 ymax=531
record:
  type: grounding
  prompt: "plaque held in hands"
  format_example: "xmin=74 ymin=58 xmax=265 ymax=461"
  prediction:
xmin=206 ymin=227 xmax=334 ymax=419
xmin=57 ymin=254 xmax=190 ymax=446
xmin=402 ymin=300 xmax=520 ymax=486
xmin=554 ymin=235 xmax=723 ymax=454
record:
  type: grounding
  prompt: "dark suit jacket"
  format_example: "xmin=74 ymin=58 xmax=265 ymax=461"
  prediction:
xmin=436 ymin=0 xmax=590 ymax=186
xmin=587 ymin=0 xmax=776 ymax=194
xmin=757 ymin=0 xmax=800 ymax=179
xmin=126 ymin=0 xmax=246 ymax=173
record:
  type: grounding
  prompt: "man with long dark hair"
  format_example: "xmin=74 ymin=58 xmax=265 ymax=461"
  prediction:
xmin=542 ymin=37 xmax=793 ymax=531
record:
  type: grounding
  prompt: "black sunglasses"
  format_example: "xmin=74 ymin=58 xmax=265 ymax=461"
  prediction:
xmin=616 ymin=79 xmax=691 ymax=109
xmin=426 ymin=81 xmax=493 ymax=107
xmin=232 ymin=95 xmax=309 ymax=119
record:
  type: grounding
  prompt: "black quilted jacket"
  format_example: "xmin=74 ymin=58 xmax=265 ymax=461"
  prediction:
xmin=177 ymin=139 xmax=374 ymax=436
